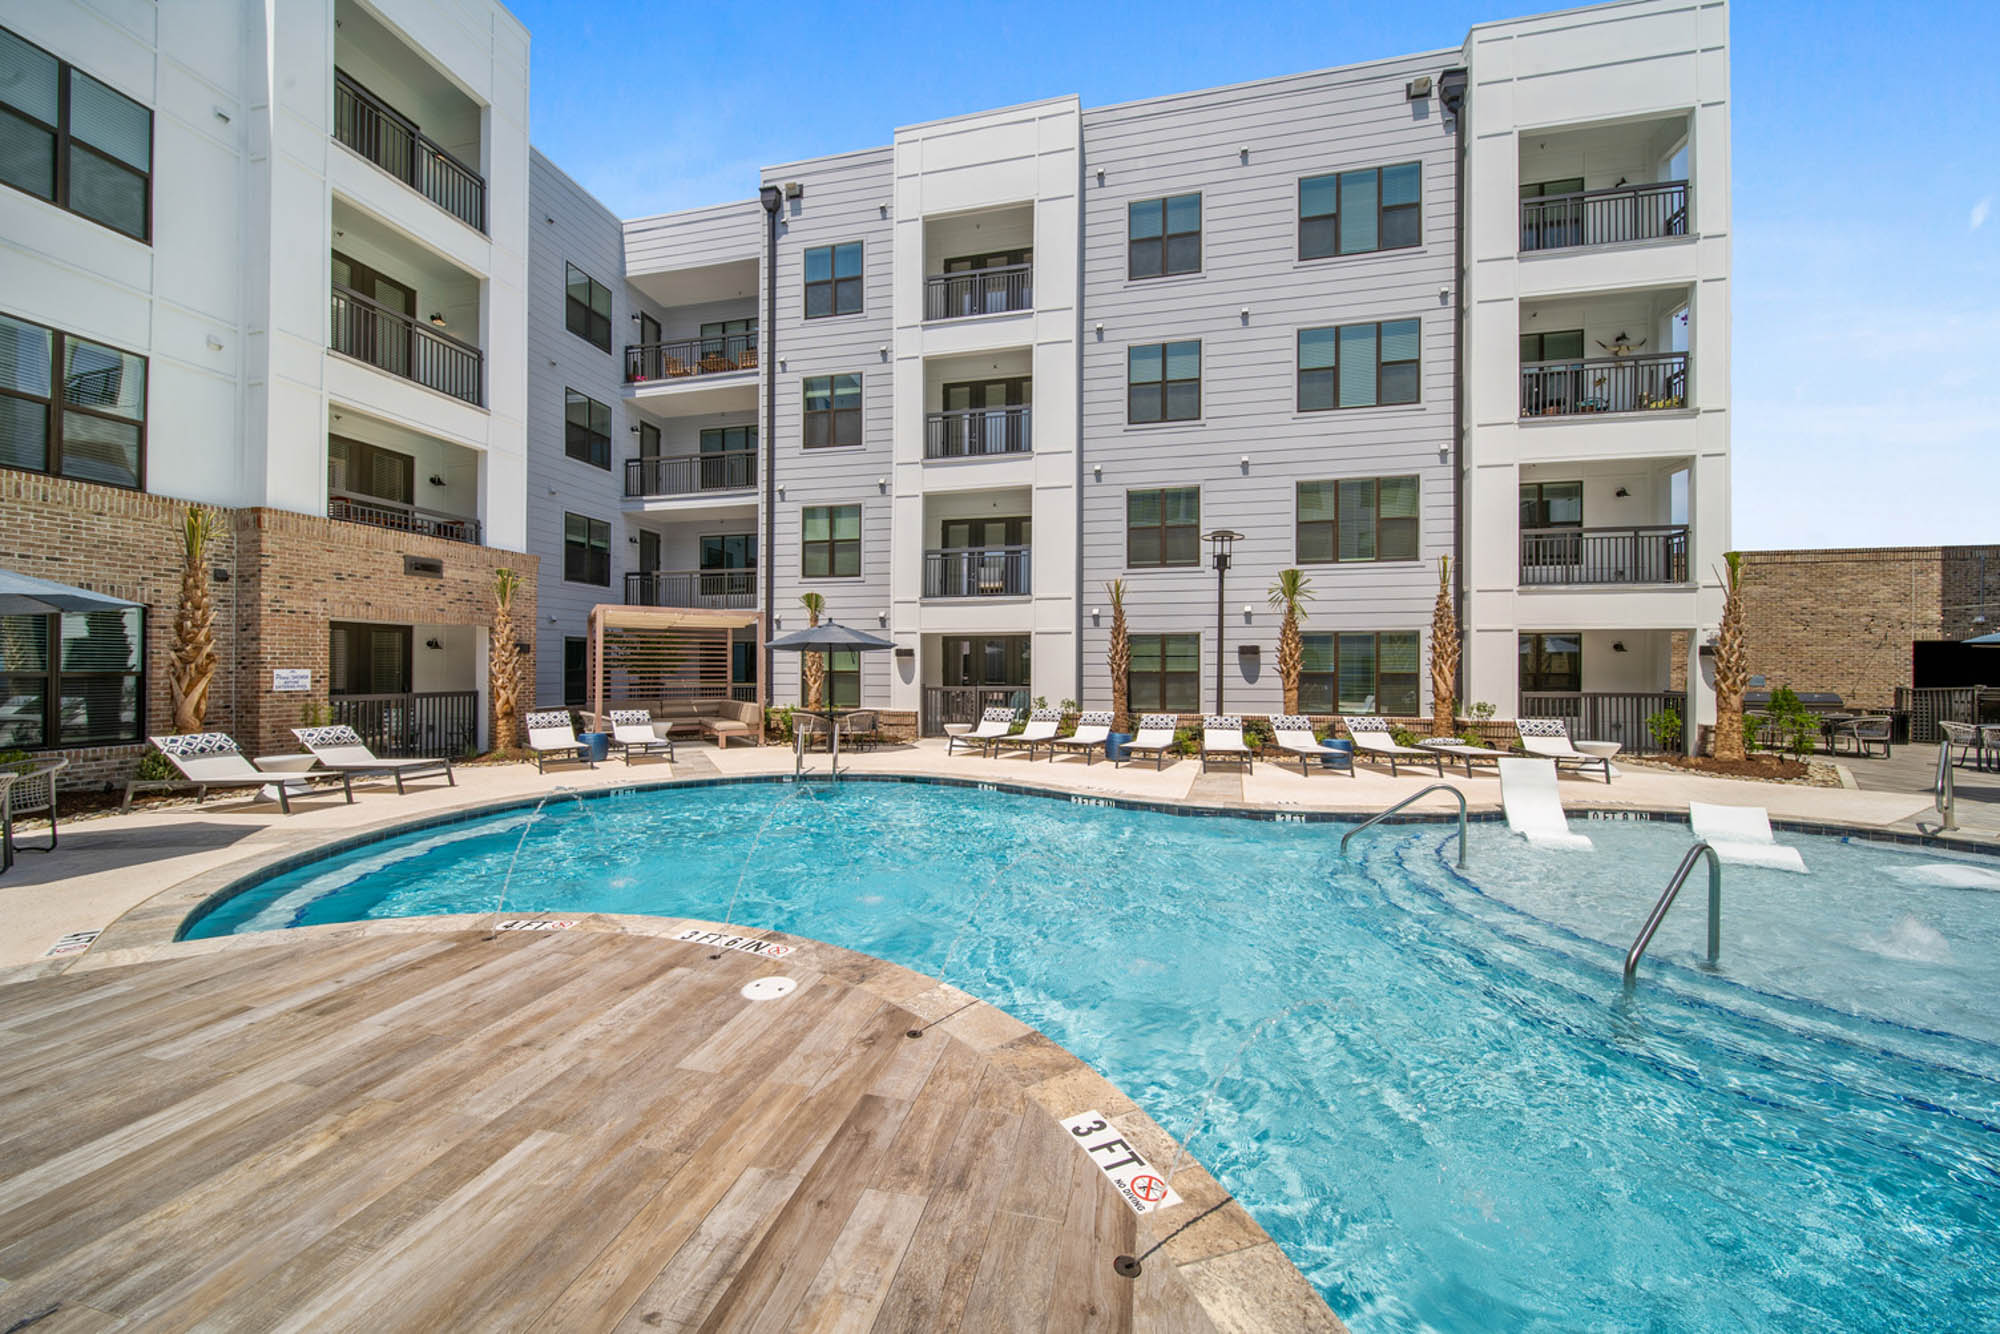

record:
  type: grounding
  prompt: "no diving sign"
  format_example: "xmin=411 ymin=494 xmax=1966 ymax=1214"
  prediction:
xmin=1061 ymin=1110 xmax=1184 ymax=1215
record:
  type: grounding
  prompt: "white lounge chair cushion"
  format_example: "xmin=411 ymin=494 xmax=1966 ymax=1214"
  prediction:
xmin=1203 ymin=716 xmax=1249 ymax=752
xmin=1499 ymin=757 xmax=1593 ymax=850
xmin=1689 ymin=802 xmax=1806 ymax=873
xmin=1343 ymin=718 xmax=1433 ymax=757
xmin=1056 ymin=713 xmax=1114 ymax=747
xmin=964 ymin=709 xmax=1017 ymax=738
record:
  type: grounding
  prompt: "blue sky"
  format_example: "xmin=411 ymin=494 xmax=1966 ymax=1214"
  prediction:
xmin=512 ymin=1 xmax=1999 ymax=551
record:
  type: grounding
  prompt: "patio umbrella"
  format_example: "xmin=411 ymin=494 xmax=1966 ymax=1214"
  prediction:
xmin=767 ymin=620 xmax=896 ymax=780
xmin=0 ymin=568 xmax=144 ymax=616
xmin=1964 ymin=632 xmax=2000 ymax=645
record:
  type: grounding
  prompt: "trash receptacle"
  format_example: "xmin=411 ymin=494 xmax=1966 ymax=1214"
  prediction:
xmin=578 ymin=731 xmax=610 ymax=764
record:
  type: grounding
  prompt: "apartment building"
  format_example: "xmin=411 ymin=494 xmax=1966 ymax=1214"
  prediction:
xmin=0 ymin=0 xmax=536 ymax=778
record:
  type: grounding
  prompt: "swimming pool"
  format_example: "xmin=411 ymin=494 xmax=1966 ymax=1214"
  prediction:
xmin=183 ymin=780 xmax=2000 ymax=1332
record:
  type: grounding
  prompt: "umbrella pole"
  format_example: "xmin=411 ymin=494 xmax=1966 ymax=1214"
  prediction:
xmin=831 ymin=707 xmax=841 ymax=783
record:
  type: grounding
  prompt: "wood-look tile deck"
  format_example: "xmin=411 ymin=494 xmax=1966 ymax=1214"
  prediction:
xmin=0 ymin=925 xmax=1341 ymax=1332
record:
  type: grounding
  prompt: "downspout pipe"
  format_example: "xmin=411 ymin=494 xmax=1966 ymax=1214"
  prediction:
xmin=1439 ymin=67 xmax=1469 ymax=710
xmin=759 ymin=185 xmax=782 ymax=711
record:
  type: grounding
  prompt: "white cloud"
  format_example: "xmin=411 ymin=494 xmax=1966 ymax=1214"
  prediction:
xmin=1973 ymin=196 xmax=1992 ymax=231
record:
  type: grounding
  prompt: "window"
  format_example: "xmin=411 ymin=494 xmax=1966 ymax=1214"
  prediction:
xmin=0 ymin=310 xmax=146 ymax=489
xmin=1299 ymin=632 xmax=1420 ymax=716
xmin=1126 ymin=487 xmax=1200 ymax=568
xmin=804 ymin=242 xmax=863 ymax=318
xmin=327 ymin=435 xmax=414 ymax=505
xmin=1519 ymin=329 xmax=1586 ymax=364
xmin=1519 ymin=481 xmax=1583 ymax=530
xmin=637 ymin=421 xmax=660 ymax=459
xmin=801 ymin=504 xmax=861 ymax=578
xmin=563 ymin=512 xmax=610 ymax=585
xmin=941 ymin=635 xmax=1030 ymax=688
xmin=563 ymin=637 xmax=587 ymax=706
xmin=564 ymin=263 xmax=611 ymax=351
xmin=0 ymin=607 xmax=144 ymax=749
xmin=1298 ymin=320 xmax=1420 ymax=410
xmin=1299 ymin=163 xmax=1420 ymax=260
xmin=700 ymin=317 xmax=757 ymax=355
xmin=563 ymin=389 xmax=611 ymax=469
xmin=1519 ymin=633 xmax=1582 ymax=694
xmin=700 ymin=533 xmax=756 ymax=570
xmin=328 ymin=622 xmax=410 ymax=696
xmin=0 ymin=27 xmax=151 ymax=240
xmin=825 ymin=649 xmax=860 ymax=708
xmin=1296 ymin=478 xmax=1419 ymax=564
xmin=637 ymin=312 xmax=660 ymax=347
xmin=700 ymin=425 xmax=756 ymax=454
xmin=1127 ymin=634 xmax=1200 ymax=714
xmin=1127 ymin=341 xmax=1200 ymax=423
xmin=803 ymin=374 xmax=862 ymax=448
xmin=1128 ymin=194 xmax=1200 ymax=278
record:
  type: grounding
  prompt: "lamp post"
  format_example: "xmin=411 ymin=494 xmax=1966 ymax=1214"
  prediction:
xmin=1205 ymin=529 xmax=1242 ymax=714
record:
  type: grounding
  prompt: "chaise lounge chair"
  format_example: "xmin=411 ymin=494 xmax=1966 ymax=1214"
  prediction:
xmin=606 ymin=710 xmax=675 ymax=766
xmin=1498 ymin=757 xmax=1592 ymax=849
xmin=525 ymin=710 xmax=595 ymax=773
xmin=1515 ymin=718 xmax=1613 ymax=782
xmin=1270 ymin=716 xmax=1352 ymax=776
xmin=292 ymin=726 xmax=456 ymax=793
xmin=1342 ymin=717 xmax=1445 ymax=777
xmin=1049 ymin=711 xmax=1115 ymax=764
xmin=1200 ymin=715 xmax=1253 ymax=773
xmin=990 ymin=708 xmax=1063 ymax=760
xmin=1689 ymin=801 xmax=1806 ymax=872
xmin=949 ymin=707 xmax=1017 ymax=757
xmin=1118 ymin=714 xmax=1181 ymax=769
xmin=148 ymin=733 xmax=353 ymax=815
xmin=1415 ymin=737 xmax=1515 ymax=777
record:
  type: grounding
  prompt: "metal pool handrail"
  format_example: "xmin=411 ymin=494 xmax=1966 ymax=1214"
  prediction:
xmin=1624 ymin=841 xmax=1722 ymax=979
xmin=1340 ymin=785 xmax=1468 ymax=867
xmin=1934 ymin=738 xmax=1958 ymax=832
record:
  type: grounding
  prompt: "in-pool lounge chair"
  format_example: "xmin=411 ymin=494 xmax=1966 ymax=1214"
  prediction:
xmin=1049 ymin=711 xmax=1115 ymax=764
xmin=1689 ymin=802 xmax=1806 ymax=872
xmin=1119 ymin=714 xmax=1181 ymax=770
xmin=292 ymin=726 xmax=455 ymax=793
xmin=948 ymin=707 xmax=1017 ymax=757
xmin=1342 ymin=717 xmax=1445 ymax=777
xmin=1498 ymin=757 xmax=1592 ymax=850
xmin=1270 ymin=716 xmax=1352 ymax=776
xmin=525 ymin=711 xmax=595 ymax=773
xmin=1200 ymin=715 xmax=1253 ymax=773
xmin=991 ymin=708 xmax=1063 ymax=760
xmin=148 ymin=734 xmax=353 ymax=815
xmin=606 ymin=710 xmax=674 ymax=765
xmin=1515 ymin=718 xmax=1613 ymax=782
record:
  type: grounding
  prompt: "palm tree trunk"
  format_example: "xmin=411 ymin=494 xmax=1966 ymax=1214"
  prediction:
xmin=1712 ymin=553 xmax=1747 ymax=761
xmin=168 ymin=507 xmax=220 ymax=733
xmin=1430 ymin=557 xmax=1459 ymax=737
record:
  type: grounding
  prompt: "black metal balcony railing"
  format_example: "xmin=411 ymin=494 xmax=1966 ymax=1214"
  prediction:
xmin=923 ymin=263 xmax=1033 ymax=321
xmin=1521 ymin=692 xmax=1687 ymax=755
xmin=624 ymin=334 xmax=757 ymax=383
xmin=922 ymin=546 xmax=1031 ymax=599
xmin=1520 ymin=180 xmax=1688 ymax=252
xmin=333 ymin=70 xmax=486 ymax=233
xmin=330 ymin=285 xmax=484 ymax=406
xmin=1520 ymin=352 xmax=1687 ymax=417
xmin=624 ymin=451 xmax=757 ymax=498
xmin=330 ymin=690 xmax=478 ymax=758
xmin=624 ymin=569 xmax=757 ymax=609
xmin=328 ymin=492 xmax=482 ymax=545
xmin=1519 ymin=525 xmax=1689 ymax=585
xmin=920 ymin=685 xmax=1029 ymax=737
xmin=924 ymin=407 xmax=1032 ymax=460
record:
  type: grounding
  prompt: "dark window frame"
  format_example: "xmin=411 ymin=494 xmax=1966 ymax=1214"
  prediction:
xmin=0 ymin=308 xmax=148 ymax=491
xmin=563 ymin=511 xmax=611 ymax=586
xmin=1126 ymin=340 xmax=1201 ymax=424
xmin=563 ymin=387 xmax=611 ymax=469
xmin=328 ymin=621 xmax=412 ymax=696
xmin=1519 ymin=480 xmax=1584 ymax=529
xmin=0 ymin=26 xmax=153 ymax=242
xmin=1298 ymin=630 xmax=1422 ymax=716
xmin=825 ymin=648 xmax=861 ymax=708
xmin=1297 ymin=319 xmax=1421 ymax=411
xmin=1125 ymin=487 xmax=1201 ymax=569
xmin=562 ymin=637 xmax=588 ymax=707
xmin=1127 ymin=193 xmax=1202 ymax=279
xmin=802 ymin=373 xmax=862 ymax=449
xmin=1126 ymin=632 xmax=1201 ymax=714
xmin=1519 ymin=632 xmax=1583 ymax=694
xmin=1519 ymin=328 xmax=1586 ymax=363
xmin=699 ymin=424 xmax=757 ymax=454
xmin=801 ymin=503 xmax=861 ymax=579
xmin=1295 ymin=476 xmax=1421 ymax=565
xmin=564 ymin=262 xmax=612 ymax=351
xmin=803 ymin=242 xmax=864 ymax=318
xmin=328 ymin=433 xmax=414 ymax=505
xmin=1298 ymin=162 xmax=1422 ymax=261
xmin=0 ymin=606 xmax=146 ymax=750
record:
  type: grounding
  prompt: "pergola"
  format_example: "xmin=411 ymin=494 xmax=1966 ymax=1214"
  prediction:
xmin=584 ymin=603 xmax=764 ymax=726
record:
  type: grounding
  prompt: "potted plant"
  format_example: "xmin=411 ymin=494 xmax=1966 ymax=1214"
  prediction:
xmin=1103 ymin=579 xmax=1133 ymax=761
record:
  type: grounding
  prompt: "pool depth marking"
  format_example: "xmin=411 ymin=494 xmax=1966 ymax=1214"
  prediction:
xmin=45 ymin=930 xmax=100 ymax=957
xmin=1063 ymin=1109 xmax=1185 ymax=1214
xmin=494 ymin=918 xmax=578 ymax=932
xmin=674 ymin=927 xmax=794 ymax=958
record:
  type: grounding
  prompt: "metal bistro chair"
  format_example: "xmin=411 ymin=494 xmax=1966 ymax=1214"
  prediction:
xmin=1939 ymin=720 xmax=1982 ymax=769
xmin=0 ymin=771 xmax=18 ymax=872
xmin=1 ymin=756 xmax=68 ymax=860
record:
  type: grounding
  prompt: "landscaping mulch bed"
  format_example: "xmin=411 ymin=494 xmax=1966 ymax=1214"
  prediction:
xmin=1626 ymin=754 xmax=1843 ymax=787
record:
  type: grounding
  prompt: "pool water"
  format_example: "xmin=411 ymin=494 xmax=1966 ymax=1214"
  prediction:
xmin=184 ymin=781 xmax=2000 ymax=1332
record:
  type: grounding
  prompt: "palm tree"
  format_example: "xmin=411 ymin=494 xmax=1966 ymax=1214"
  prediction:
xmin=799 ymin=591 xmax=826 ymax=710
xmin=1267 ymin=569 xmax=1313 ymax=716
xmin=489 ymin=568 xmax=524 ymax=751
xmin=1105 ymin=579 xmax=1130 ymax=731
xmin=1712 ymin=552 xmax=1747 ymax=760
xmin=1429 ymin=556 xmax=1459 ymax=737
xmin=168 ymin=505 xmax=223 ymax=733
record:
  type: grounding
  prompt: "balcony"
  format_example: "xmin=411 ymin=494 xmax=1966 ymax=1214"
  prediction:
xmin=332 ymin=70 xmax=486 ymax=233
xmin=1519 ymin=525 xmax=1689 ymax=585
xmin=624 ymin=569 xmax=757 ymax=610
xmin=923 ymin=264 xmax=1033 ymax=322
xmin=330 ymin=285 xmax=484 ymax=406
xmin=625 ymin=451 xmax=756 ymax=499
xmin=924 ymin=407 xmax=1031 ymax=460
xmin=625 ymin=334 xmax=757 ymax=384
xmin=1520 ymin=181 xmax=1687 ymax=253
xmin=922 ymin=547 xmax=1030 ymax=599
xmin=1520 ymin=352 xmax=1686 ymax=418
xmin=328 ymin=492 xmax=481 ymax=545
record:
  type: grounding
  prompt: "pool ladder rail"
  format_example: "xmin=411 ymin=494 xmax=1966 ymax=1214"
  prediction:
xmin=1933 ymin=738 xmax=1958 ymax=832
xmin=1340 ymin=784 xmax=1468 ymax=868
xmin=1624 ymin=841 xmax=1722 ymax=980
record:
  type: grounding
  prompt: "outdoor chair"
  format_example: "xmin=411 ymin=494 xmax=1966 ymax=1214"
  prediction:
xmin=1498 ymin=758 xmax=1592 ymax=850
xmin=1939 ymin=720 xmax=1981 ymax=767
xmin=1199 ymin=715 xmax=1253 ymax=773
xmin=991 ymin=708 xmax=1063 ymax=760
xmin=291 ymin=726 xmax=455 ymax=793
xmin=1829 ymin=716 xmax=1892 ymax=759
xmin=606 ymin=710 xmax=674 ymax=765
xmin=1514 ymin=718 xmax=1613 ymax=782
xmin=0 ymin=772 xmax=18 ymax=872
xmin=1342 ymin=717 xmax=1445 ymax=777
xmin=1415 ymin=737 xmax=1514 ymax=777
xmin=0 ymin=755 xmax=67 ymax=855
xmin=1118 ymin=714 xmax=1181 ymax=770
xmin=838 ymin=710 xmax=881 ymax=751
xmin=1270 ymin=716 xmax=1352 ymax=776
xmin=147 ymin=734 xmax=353 ymax=815
xmin=1690 ymin=801 xmax=1806 ymax=873
xmin=948 ymin=708 xmax=1016 ymax=757
xmin=1049 ymin=711 xmax=1114 ymax=764
xmin=525 ymin=711 xmax=595 ymax=773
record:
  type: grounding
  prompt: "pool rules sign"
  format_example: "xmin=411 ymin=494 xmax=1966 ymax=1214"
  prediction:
xmin=1062 ymin=1110 xmax=1184 ymax=1214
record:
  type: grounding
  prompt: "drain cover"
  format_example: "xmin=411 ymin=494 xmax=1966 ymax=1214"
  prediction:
xmin=741 ymin=977 xmax=798 ymax=1001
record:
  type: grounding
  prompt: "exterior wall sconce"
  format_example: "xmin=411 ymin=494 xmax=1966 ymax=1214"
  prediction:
xmin=1612 ymin=641 xmax=1628 ymax=653
xmin=429 ymin=313 xmax=447 ymax=328
xmin=1615 ymin=486 xmax=1631 ymax=497
xmin=424 ymin=638 xmax=443 ymax=650
xmin=428 ymin=474 xmax=446 ymax=487
xmin=1092 ymin=464 xmax=1102 ymax=480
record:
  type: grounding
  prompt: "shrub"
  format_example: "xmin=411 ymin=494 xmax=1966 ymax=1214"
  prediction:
xmin=135 ymin=748 xmax=176 ymax=782
xmin=1468 ymin=700 xmax=1496 ymax=722
xmin=763 ymin=705 xmax=795 ymax=742
xmin=1058 ymin=697 xmax=1079 ymax=713
xmin=1173 ymin=724 xmax=1201 ymax=755
xmin=298 ymin=699 xmax=331 ymax=727
xmin=1457 ymin=730 xmax=1482 ymax=748
xmin=1646 ymin=706 xmax=1684 ymax=752
xmin=1767 ymin=686 xmax=1818 ymax=758
xmin=1742 ymin=713 xmax=1763 ymax=753
xmin=1242 ymin=717 xmax=1274 ymax=752
xmin=1391 ymin=726 xmax=1424 ymax=749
